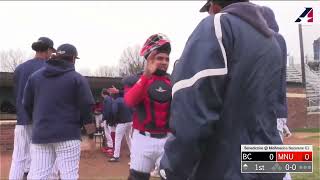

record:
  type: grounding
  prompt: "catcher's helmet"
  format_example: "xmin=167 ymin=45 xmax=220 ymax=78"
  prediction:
xmin=140 ymin=33 xmax=171 ymax=59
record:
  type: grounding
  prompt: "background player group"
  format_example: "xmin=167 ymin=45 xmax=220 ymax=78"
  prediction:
xmin=9 ymin=0 xmax=293 ymax=180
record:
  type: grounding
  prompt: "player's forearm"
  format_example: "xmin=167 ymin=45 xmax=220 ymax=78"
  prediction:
xmin=283 ymin=125 xmax=291 ymax=134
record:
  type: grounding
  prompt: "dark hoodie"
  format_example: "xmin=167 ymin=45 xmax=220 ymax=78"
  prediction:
xmin=261 ymin=6 xmax=288 ymax=119
xmin=103 ymin=95 xmax=114 ymax=125
xmin=161 ymin=2 xmax=284 ymax=180
xmin=23 ymin=59 xmax=95 ymax=144
xmin=14 ymin=58 xmax=45 ymax=125
xmin=112 ymin=97 xmax=133 ymax=124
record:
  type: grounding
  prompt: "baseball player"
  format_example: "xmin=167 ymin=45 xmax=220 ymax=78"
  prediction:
xmin=93 ymin=99 xmax=103 ymax=130
xmin=260 ymin=6 xmax=292 ymax=140
xmin=261 ymin=6 xmax=292 ymax=180
xmin=9 ymin=37 xmax=55 ymax=180
xmin=101 ymin=90 xmax=115 ymax=156
xmin=160 ymin=0 xmax=284 ymax=179
xmin=23 ymin=43 xmax=95 ymax=179
xmin=108 ymin=96 xmax=133 ymax=162
xmin=123 ymin=33 xmax=172 ymax=180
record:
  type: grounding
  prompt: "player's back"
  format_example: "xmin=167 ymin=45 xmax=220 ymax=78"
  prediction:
xmin=14 ymin=58 xmax=45 ymax=125
xmin=24 ymin=59 xmax=93 ymax=144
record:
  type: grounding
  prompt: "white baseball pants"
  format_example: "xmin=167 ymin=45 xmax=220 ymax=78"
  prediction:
xmin=102 ymin=121 xmax=114 ymax=148
xmin=130 ymin=129 xmax=168 ymax=173
xmin=95 ymin=114 xmax=103 ymax=128
xmin=9 ymin=125 xmax=32 ymax=180
xmin=27 ymin=140 xmax=81 ymax=180
xmin=277 ymin=118 xmax=292 ymax=180
xmin=113 ymin=122 xmax=132 ymax=158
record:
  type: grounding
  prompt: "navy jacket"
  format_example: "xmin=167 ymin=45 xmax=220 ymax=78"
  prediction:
xmin=161 ymin=2 xmax=283 ymax=180
xmin=261 ymin=6 xmax=288 ymax=118
xmin=23 ymin=59 xmax=94 ymax=144
xmin=112 ymin=97 xmax=132 ymax=124
xmin=14 ymin=58 xmax=45 ymax=125
xmin=103 ymin=96 xmax=115 ymax=125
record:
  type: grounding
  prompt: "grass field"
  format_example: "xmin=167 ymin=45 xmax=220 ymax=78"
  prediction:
xmin=291 ymin=142 xmax=320 ymax=180
xmin=305 ymin=135 xmax=320 ymax=140
xmin=290 ymin=127 xmax=320 ymax=180
xmin=291 ymin=146 xmax=319 ymax=180
xmin=293 ymin=128 xmax=320 ymax=133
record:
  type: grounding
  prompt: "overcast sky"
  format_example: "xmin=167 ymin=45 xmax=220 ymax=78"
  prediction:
xmin=0 ymin=1 xmax=319 ymax=75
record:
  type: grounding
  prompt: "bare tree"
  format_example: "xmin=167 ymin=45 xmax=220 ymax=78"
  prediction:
xmin=93 ymin=65 xmax=118 ymax=77
xmin=0 ymin=49 xmax=30 ymax=72
xmin=118 ymin=44 xmax=144 ymax=77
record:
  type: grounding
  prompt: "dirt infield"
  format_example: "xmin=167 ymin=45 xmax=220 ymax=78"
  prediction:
xmin=0 ymin=136 xmax=132 ymax=180
xmin=1 ymin=132 xmax=319 ymax=180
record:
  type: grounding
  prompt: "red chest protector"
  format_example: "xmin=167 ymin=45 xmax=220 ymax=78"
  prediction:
xmin=134 ymin=75 xmax=172 ymax=132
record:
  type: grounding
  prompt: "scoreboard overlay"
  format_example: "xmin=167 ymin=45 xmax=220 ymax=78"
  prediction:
xmin=241 ymin=145 xmax=313 ymax=173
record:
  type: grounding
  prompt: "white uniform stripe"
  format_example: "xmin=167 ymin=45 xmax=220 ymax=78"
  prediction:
xmin=172 ymin=13 xmax=228 ymax=97
xmin=172 ymin=68 xmax=227 ymax=96
xmin=214 ymin=13 xmax=228 ymax=69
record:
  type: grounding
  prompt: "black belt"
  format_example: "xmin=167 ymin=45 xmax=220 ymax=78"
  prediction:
xmin=139 ymin=131 xmax=167 ymax=139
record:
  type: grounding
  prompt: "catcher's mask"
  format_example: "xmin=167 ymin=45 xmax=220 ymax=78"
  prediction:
xmin=140 ymin=33 xmax=171 ymax=59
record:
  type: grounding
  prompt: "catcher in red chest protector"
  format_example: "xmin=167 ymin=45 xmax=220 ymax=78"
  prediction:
xmin=124 ymin=33 xmax=172 ymax=180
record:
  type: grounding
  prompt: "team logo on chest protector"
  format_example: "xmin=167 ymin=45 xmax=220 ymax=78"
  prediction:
xmin=148 ymin=80 xmax=171 ymax=103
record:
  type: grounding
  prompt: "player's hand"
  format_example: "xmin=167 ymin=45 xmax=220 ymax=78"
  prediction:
xmin=107 ymin=85 xmax=119 ymax=94
xmin=159 ymin=168 xmax=182 ymax=180
xmin=143 ymin=51 xmax=159 ymax=77
xmin=284 ymin=132 xmax=292 ymax=138
xmin=159 ymin=169 xmax=167 ymax=179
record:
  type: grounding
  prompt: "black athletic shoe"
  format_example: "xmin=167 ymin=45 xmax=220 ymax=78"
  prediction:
xmin=23 ymin=172 xmax=28 ymax=180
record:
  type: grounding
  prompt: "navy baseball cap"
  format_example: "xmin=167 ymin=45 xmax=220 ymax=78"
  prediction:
xmin=199 ymin=0 xmax=247 ymax=12
xmin=38 ymin=37 xmax=55 ymax=51
xmin=56 ymin=43 xmax=80 ymax=59
xmin=200 ymin=0 xmax=211 ymax=12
